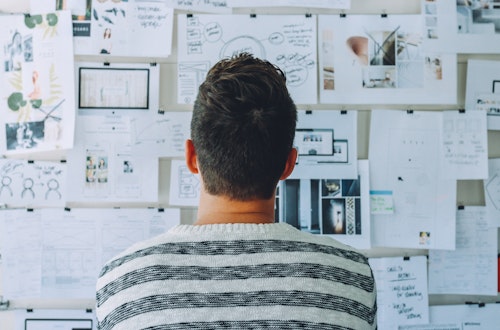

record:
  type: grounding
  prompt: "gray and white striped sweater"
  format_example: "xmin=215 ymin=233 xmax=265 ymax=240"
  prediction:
xmin=96 ymin=223 xmax=377 ymax=329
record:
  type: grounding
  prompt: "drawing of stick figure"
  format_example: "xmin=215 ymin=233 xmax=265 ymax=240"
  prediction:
xmin=0 ymin=176 xmax=13 ymax=197
xmin=21 ymin=177 xmax=35 ymax=199
xmin=45 ymin=178 xmax=61 ymax=200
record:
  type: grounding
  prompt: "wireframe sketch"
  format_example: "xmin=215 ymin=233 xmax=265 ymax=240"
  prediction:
xmin=169 ymin=160 xmax=200 ymax=206
xmin=178 ymin=165 xmax=199 ymax=199
xmin=79 ymin=67 xmax=149 ymax=109
xmin=290 ymin=110 xmax=357 ymax=180
xmin=177 ymin=14 xmax=317 ymax=104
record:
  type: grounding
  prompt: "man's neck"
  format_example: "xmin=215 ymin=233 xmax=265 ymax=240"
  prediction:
xmin=194 ymin=190 xmax=276 ymax=225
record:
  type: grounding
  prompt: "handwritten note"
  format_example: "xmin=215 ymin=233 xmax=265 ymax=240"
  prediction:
xmin=228 ymin=0 xmax=351 ymax=9
xmin=167 ymin=0 xmax=231 ymax=13
xmin=131 ymin=2 xmax=174 ymax=57
xmin=369 ymin=256 xmax=429 ymax=330
xmin=370 ymin=190 xmax=394 ymax=214
xmin=442 ymin=110 xmax=488 ymax=179
xmin=177 ymin=14 xmax=317 ymax=105
xmin=428 ymin=206 xmax=498 ymax=296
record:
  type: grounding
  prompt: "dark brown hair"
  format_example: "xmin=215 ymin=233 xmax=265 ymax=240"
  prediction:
xmin=191 ymin=52 xmax=297 ymax=200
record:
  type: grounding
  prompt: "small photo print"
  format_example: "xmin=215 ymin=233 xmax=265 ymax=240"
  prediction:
xmin=419 ymin=231 xmax=431 ymax=245
xmin=97 ymin=156 xmax=108 ymax=183
xmin=5 ymin=121 xmax=44 ymax=150
xmin=4 ymin=30 xmax=33 ymax=72
xmin=362 ymin=66 xmax=396 ymax=88
xmin=366 ymin=30 xmax=396 ymax=66
xmin=322 ymin=198 xmax=346 ymax=234
xmin=85 ymin=155 xmax=97 ymax=183
xmin=123 ymin=160 xmax=133 ymax=173
xmin=322 ymin=179 xmax=341 ymax=197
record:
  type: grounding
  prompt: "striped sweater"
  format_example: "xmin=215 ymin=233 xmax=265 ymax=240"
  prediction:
xmin=96 ymin=223 xmax=377 ymax=330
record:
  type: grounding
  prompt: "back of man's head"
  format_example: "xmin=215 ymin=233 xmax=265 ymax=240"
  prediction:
xmin=191 ymin=52 xmax=297 ymax=201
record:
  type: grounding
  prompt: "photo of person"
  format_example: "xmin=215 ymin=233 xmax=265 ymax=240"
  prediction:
xmin=100 ymin=28 xmax=112 ymax=54
xmin=5 ymin=31 xmax=23 ymax=72
xmin=86 ymin=155 xmax=97 ymax=183
xmin=97 ymin=157 xmax=108 ymax=183
xmin=5 ymin=121 xmax=44 ymax=150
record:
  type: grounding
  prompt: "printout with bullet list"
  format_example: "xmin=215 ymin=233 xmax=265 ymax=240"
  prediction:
xmin=369 ymin=256 xmax=429 ymax=330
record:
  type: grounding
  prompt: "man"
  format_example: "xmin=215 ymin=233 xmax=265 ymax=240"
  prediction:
xmin=96 ymin=53 xmax=377 ymax=329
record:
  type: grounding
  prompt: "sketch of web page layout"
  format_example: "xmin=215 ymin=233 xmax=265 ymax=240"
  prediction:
xmin=177 ymin=14 xmax=317 ymax=105
xmin=76 ymin=62 xmax=159 ymax=115
xmin=289 ymin=110 xmax=358 ymax=179
xmin=369 ymin=110 xmax=456 ymax=250
xmin=15 ymin=308 xmax=96 ymax=330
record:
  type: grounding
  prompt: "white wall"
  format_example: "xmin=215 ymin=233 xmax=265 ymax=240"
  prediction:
xmin=1 ymin=0 xmax=500 ymax=328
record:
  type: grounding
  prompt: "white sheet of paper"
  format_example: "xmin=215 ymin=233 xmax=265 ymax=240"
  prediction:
xmin=465 ymin=59 xmax=500 ymax=130
xmin=428 ymin=206 xmax=498 ymax=296
xmin=370 ymin=190 xmax=394 ymax=215
xmin=289 ymin=110 xmax=357 ymax=179
xmin=279 ymin=160 xmax=371 ymax=249
xmin=76 ymin=61 xmax=160 ymax=113
xmin=369 ymin=256 xmax=429 ymax=330
xmin=166 ymin=0 xmax=231 ymax=13
xmin=0 ymin=0 xmax=29 ymax=13
xmin=369 ymin=110 xmax=456 ymax=250
xmin=99 ymin=208 xmax=180 ymax=265
xmin=0 ymin=159 xmax=66 ymax=208
xmin=29 ymin=0 xmax=54 ymax=14
xmin=131 ymin=111 xmax=192 ymax=157
xmin=421 ymin=0 xmax=458 ymax=53
xmin=318 ymin=14 xmax=457 ymax=104
xmin=40 ymin=208 xmax=100 ymax=298
xmin=228 ymin=0 xmax=351 ymax=9
xmin=70 ymin=0 xmax=173 ymax=57
xmin=473 ymin=93 xmax=500 ymax=130
xmin=429 ymin=303 xmax=500 ymax=329
xmin=16 ymin=308 xmax=96 ymax=330
xmin=398 ymin=324 xmax=460 ymax=330
xmin=465 ymin=59 xmax=500 ymax=109
xmin=177 ymin=14 xmax=317 ymax=105
xmin=453 ymin=1 xmax=500 ymax=53
xmin=67 ymin=114 xmax=159 ymax=204
xmin=169 ymin=159 xmax=201 ymax=207
xmin=484 ymin=158 xmax=500 ymax=227
xmin=1 ymin=207 xmax=180 ymax=299
xmin=0 ymin=209 xmax=43 ymax=299
xmin=0 ymin=11 xmax=76 ymax=156
xmin=441 ymin=110 xmax=488 ymax=179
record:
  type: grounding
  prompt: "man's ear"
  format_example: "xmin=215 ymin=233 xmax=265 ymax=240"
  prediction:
xmin=185 ymin=139 xmax=199 ymax=174
xmin=280 ymin=148 xmax=297 ymax=180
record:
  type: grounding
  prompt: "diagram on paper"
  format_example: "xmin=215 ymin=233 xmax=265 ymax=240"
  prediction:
xmin=178 ymin=14 xmax=317 ymax=104
xmin=0 ymin=159 xmax=66 ymax=207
